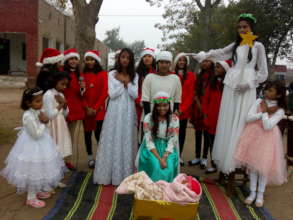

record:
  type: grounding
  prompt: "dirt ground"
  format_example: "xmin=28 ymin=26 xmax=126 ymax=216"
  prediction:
xmin=0 ymin=88 xmax=292 ymax=220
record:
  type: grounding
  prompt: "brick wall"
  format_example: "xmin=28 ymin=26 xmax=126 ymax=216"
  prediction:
xmin=0 ymin=0 xmax=39 ymax=81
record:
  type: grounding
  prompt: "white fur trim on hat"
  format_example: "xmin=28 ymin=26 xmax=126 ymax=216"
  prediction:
xmin=174 ymin=53 xmax=190 ymax=66
xmin=217 ymin=61 xmax=230 ymax=72
xmin=156 ymin=51 xmax=173 ymax=63
xmin=153 ymin=91 xmax=170 ymax=100
xmin=84 ymin=52 xmax=101 ymax=64
xmin=42 ymin=54 xmax=64 ymax=65
xmin=140 ymin=48 xmax=155 ymax=59
xmin=63 ymin=53 xmax=80 ymax=64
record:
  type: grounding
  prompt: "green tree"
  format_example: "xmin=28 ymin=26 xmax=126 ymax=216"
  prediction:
xmin=51 ymin=0 xmax=104 ymax=56
xmin=103 ymin=28 xmax=145 ymax=60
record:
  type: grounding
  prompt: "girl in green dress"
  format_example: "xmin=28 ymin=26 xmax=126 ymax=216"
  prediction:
xmin=137 ymin=91 xmax=180 ymax=182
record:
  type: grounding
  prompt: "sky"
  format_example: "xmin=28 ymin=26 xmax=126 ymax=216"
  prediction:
xmin=94 ymin=0 xmax=291 ymax=65
xmin=95 ymin=0 xmax=165 ymax=50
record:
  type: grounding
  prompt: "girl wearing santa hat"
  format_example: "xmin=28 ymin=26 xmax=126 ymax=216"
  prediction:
xmin=173 ymin=53 xmax=195 ymax=166
xmin=36 ymin=48 xmax=64 ymax=92
xmin=142 ymin=51 xmax=182 ymax=116
xmin=136 ymin=48 xmax=156 ymax=141
xmin=93 ymin=48 xmax=138 ymax=186
xmin=202 ymin=60 xmax=231 ymax=174
xmin=192 ymin=14 xmax=268 ymax=174
xmin=62 ymin=49 xmax=85 ymax=170
xmin=188 ymin=58 xmax=214 ymax=170
xmin=82 ymin=50 xmax=108 ymax=169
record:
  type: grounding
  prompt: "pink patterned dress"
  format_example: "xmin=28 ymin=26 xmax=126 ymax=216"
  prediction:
xmin=234 ymin=99 xmax=287 ymax=185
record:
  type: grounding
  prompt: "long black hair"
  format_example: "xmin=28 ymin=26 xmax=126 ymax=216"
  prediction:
xmin=49 ymin=71 xmax=71 ymax=89
xmin=136 ymin=56 xmax=156 ymax=88
xmin=175 ymin=56 xmax=188 ymax=82
xmin=196 ymin=60 xmax=215 ymax=97
xmin=36 ymin=63 xmax=60 ymax=92
xmin=83 ymin=59 xmax=104 ymax=74
xmin=64 ymin=60 xmax=81 ymax=79
xmin=114 ymin=48 xmax=136 ymax=83
xmin=20 ymin=87 xmax=43 ymax=110
xmin=151 ymin=103 xmax=173 ymax=138
xmin=232 ymin=17 xmax=257 ymax=64
xmin=264 ymin=80 xmax=287 ymax=110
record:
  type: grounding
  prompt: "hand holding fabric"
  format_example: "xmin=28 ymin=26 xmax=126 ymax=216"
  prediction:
xmin=235 ymin=83 xmax=250 ymax=93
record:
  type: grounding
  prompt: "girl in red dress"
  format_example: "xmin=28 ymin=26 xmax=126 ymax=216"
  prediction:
xmin=188 ymin=59 xmax=214 ymax=169
xmin=82 ymin=50 xmax=108 ymax=168
xmin=173 ymin=53 xmax=196 ymax=166
xmin=202 ymin=60 xmax=231 ymax=173
xmin=62 ymin=49 xmax=85 ymax=170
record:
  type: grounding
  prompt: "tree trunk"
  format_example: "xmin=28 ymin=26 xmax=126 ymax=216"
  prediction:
xmin=70 ymin=0 xmax=103 ymax=57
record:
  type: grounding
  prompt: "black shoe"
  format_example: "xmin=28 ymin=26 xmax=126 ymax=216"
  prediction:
xmin=200 ymin=159 xmax=207 ymax=169
xmin=88 ymin=159 xmax=95 ymax=169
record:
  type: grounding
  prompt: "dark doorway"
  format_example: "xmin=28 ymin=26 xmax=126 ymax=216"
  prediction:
xmin=0 ymin=38 xmax=10 ymax=74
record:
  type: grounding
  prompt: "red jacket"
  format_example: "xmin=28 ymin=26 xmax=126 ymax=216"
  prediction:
xmin=178 ymin=71 xmax=196 ymax=120
xmin=202 ymin=81 xmax=223 ymax=134
xmin=190 ymin=72 xmax=210 ymax=130
xmin=83 ymin=71 xmax=108 ymax=131
xmin=63 ymin=71 xmax=85 ymax=121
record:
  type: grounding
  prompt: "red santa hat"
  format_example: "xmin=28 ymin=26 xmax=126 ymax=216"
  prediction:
xmin=140 ymin=48 xmax=155 ymax=60
xmin=36 ymin=48 xmax=64 ymax=67
xmin=62 ymin=48 xmax=80 ymax=64
xmin=84 ymin=50 xmax=101 ymax=64
xmin=216 ymin=60 xmax=233 ymax=72
xmin=174 ymin=52 xmax=190 ymax=66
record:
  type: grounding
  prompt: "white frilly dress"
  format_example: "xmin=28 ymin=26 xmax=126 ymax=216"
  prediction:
xmin=93 ymin=70 xmax=138 ymax=186
xmin=196 ymin=42 xmax=268 ymax=173
xmin=1 ymin=109 xmax=65 ymax=193
xmin=43 ymin=89 xmax=72 ymax=158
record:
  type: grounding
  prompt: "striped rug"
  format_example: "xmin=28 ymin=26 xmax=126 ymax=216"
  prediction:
xmin=43 ymin=171 xmax=275 ymax=220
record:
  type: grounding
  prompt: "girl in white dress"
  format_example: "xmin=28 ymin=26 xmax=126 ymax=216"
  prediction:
xmin=43 ymin=72 xmax=73 ymax=170
xmin=1 ymin=88 xmax=65 ymax=208
xmin=93 ymin=48 xmax=138 ymax=186
xmin=193 ymin=13 xmax=268 ymax=174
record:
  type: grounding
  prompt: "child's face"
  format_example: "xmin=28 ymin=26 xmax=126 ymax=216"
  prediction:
xmin=56 ymin=78 xmax=69 ymax=93
xmin=237 ymin=20 xmax=252 ymax=34
xmin=143 ymin=55 xmax=154 ymax=67
xmin=85 ymin=57 xmax=96 ymax=69
xmin=120 ymin=52 xmax=130 ymax=68
xmin=177 ymin=57 xmax=187 ymax=69
xmin=200 ymin=59 xmax=213 ymax=70
xmin=67 ymin=57 xmax=79 ymax=69
xmin=215 ymin=63 xmax=226 ymax=76
xmin=157 ymin=61 xmax=171 ymax=74
xmin=156 ymin=103 xmax=170 ymax=116
xmin=264 ymin=87 xmax=279 ymax=100
xmin=28 ymin=94 xmax=43 ymax=110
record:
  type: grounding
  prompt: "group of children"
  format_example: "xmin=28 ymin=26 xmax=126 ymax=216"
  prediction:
xmin=1 ymin=13 xmax=288 ymax=209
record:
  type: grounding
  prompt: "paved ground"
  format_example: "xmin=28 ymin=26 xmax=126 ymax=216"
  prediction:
xmin=0 ymin=88 xmax=292 ymax=220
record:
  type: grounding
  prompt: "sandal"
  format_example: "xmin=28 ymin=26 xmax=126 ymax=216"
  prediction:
xmin=26 ymin=198 xmax=46 ymax=208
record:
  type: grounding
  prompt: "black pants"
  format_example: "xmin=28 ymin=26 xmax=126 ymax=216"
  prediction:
xmin=203 ymin=131 xmax=216 ymax=167
xmin=179 ymin=119 xmax=188 ymax=155
xmin=84 ymin=120 xmax=103 ymax=155
xmin=195 ymin=129 xmax=209 ymax=159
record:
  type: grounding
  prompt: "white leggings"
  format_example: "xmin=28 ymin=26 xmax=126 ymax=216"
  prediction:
xmin=249 ymin=170 xmax=268 ymax=193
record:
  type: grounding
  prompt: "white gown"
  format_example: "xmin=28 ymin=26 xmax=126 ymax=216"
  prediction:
xmin=43 ymin=89 xmax=72 ymax=158
xmin=0 ymin=109 xmax=65 ymax=193
xmin=196 ymin=42 xmax=268 ymax=174
xmin=93 ymin=70 xmax=138 ymax=185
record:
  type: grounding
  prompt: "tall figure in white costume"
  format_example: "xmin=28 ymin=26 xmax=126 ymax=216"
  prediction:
xmin=193 ymin=14 xmax=268 ymax=174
